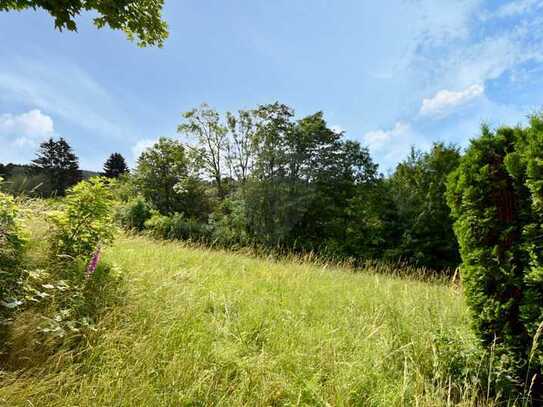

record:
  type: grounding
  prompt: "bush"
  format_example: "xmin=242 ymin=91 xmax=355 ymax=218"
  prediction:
xmin=0 ymin=184 xmax=26 ymax=346
xmin=0 ymin=189 xmax=25 ymax=270
xmin=3 ymin=178 xmax=122 ymax=365
xmin=447 ymin=118 xmax=543 ymax=400
xmin=209 ymin=196 xmax=249 ymax=247
xmin=49 ymin=177 xmax=116 ymax=261
xmin=17 ymin=261 xmax=123 ymax=354
xmin=116 ymin=197 xmax=152 ymax=231
xmin=145 ymin=212 xmax=212 ymax=242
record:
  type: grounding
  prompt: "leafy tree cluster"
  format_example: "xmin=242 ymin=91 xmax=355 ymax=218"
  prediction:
xmin=0 ymin=103 xmax=461 ymax=271
xmin=120 ymin=102 xmax=460 ymax=270
xmin=388 ymin=144 xmax=461 ymax=269
xmin=447 ymin=117 xmax=543 ymax=399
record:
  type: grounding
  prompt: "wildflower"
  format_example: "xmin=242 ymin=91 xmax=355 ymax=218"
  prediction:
xmin=85 ymin=247 xmax=101 ymax=279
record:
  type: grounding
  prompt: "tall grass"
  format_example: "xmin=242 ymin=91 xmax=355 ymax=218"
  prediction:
xmin=0 ymin=235 xmax=513 ymax=406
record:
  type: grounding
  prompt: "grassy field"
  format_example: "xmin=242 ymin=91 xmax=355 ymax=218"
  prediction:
xmin=0 ymin=235 xmax=483 ymax=406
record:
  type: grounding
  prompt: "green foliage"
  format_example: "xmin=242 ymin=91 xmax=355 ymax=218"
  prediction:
xmin=144 ymin=212 xmax=212 ymax=242
xmin=209 ymin=195 xmax=249 ymax=247
xmin=108 ymin=173 xmax=139 ymax=202
xmin=389 ymin=143 xmax=461 ymax=269
xmin=0 ymin=187 xmax=122 ymax=365
xmin=244 ymin=105 xmax=383 ymax=254
xmin=116 ymin=197 xmax=151 ymax=231
xmin=14 ymin=260 xmax=123 ymax=356
xmin=49 ymin=177 xmax=115 ymax=261
xmin=103 ymin=152 xmax=129 ymax=178
xmin=31 ymin=137 xmax=82 ymax=197
xmin=122 ymin=103 xmax=454 ymax=270
xmin=0 ymin=183 xmax=26 ymax=343
xmin=178 ymin=104 xmax=229 ymax=199
xmin=134 ymin=137 xmax=211 ymax=218
xmin=0 ymin=0 xmax=168 ymax=47
xmin=0 ymin=185 xmax=25 ymax=269
xmin=447 ymin=117 xmax=543 ymax=399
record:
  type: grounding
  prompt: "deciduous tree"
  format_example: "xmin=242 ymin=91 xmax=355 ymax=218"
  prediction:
xmin=178 ymin=104 xmax=229 ymax=199
xmin=0 ymin=0 xmax=168 ymax=47
xmin=134 ymin=137 xmax=209 ymax=218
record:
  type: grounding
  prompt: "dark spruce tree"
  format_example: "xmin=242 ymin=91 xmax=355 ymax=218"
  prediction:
xmin=31 ymin=137 xmax=82 ymax=196
xmin=103 ymin=153 xmax=129 ymax=178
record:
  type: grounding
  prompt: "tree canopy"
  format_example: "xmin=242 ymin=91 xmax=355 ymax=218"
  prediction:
xmin=0 ymin=0 xmax=168 ymax=47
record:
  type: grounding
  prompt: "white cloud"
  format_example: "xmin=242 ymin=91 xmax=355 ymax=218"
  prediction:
xmin=419 ymin=84 xmax=485 ymax=117
xmin=0 ymin=109 xmax=54 ymax=147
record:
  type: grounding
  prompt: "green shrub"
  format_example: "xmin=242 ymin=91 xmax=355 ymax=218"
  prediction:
xmin=49 ymin=177 xmax=116 ymax=261
xmin=0 ymin=184 xmax=26 ymax=346
xmin=116 ymin=197 xmax=152 ymax=231
xmin=19 ymin=261 xmax=123 ymax=351
xmin=0 ymin=189 xmax=25 ymax=270
xmin=209 ymin=196 xmax=249 ymax=247
xmin=3 ymin=179 xmax=122 ymax=364
xmin=447 ymin=117 xmax=543 ymax=400
xmin=145 ymin=212 xmax=212 ymax=242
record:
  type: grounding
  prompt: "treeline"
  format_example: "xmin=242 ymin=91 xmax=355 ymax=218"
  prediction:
xmin=1 ymin=102 xmax=461 ymax=270
xmin=115 ymin=102 xmax=460 ymax=271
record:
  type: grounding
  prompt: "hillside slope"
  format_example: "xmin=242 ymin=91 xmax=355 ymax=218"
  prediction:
xmin=0 ymin=236 xmax=474 ymax=406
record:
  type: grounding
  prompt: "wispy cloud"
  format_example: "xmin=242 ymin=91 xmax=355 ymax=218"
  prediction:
xmin=0 ymin=57 xmax=127 ymax=140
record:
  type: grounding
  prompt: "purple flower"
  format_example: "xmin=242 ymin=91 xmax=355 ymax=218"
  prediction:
xmin=85 ymin=247 xmax=101 ymax=279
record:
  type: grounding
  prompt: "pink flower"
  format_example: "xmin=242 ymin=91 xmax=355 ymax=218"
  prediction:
xmin=85 ymin=247 xmax=101 ymax=279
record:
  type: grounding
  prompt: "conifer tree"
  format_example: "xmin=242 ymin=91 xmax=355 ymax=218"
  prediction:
xmin=103 ymin=153 xmax=129 ymax=178
xmin=31 ymin=137 xmax=82 ymax=196
xmin=447 ymin=118 xmax=543 ymax=399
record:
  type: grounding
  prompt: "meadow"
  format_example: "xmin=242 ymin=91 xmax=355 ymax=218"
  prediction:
xmin=0 ymin=233 xmax=487 ymax=406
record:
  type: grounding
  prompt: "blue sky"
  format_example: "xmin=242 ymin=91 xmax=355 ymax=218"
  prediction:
xmin=1 ymin=0 xmax=543 ymax=172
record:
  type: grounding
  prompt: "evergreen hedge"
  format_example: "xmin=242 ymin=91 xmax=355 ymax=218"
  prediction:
xmin=447 ymin=116 xmax=543 ymax=399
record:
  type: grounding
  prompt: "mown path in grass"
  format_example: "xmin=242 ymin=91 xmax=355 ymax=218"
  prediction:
xmin=0 ymin=236 xmax=474 ymax=406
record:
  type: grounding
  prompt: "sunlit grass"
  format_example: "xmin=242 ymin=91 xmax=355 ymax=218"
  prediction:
xmin=0 ymin=235 xmax=487 ymax=406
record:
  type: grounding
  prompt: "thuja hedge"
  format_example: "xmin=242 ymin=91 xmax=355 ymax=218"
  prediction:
xmin=447 ymin=116 xmax=543 ymax=398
